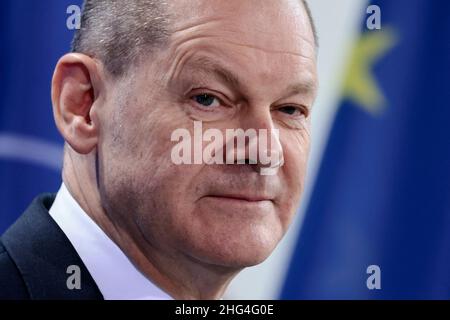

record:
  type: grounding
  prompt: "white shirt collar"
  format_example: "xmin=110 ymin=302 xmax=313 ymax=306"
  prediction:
xmin=49 ymin=183 xmax=173 ymax=300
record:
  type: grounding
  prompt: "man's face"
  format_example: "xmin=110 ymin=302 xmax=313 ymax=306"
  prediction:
xmin=97 ymin=0 xmax=317 ymax=268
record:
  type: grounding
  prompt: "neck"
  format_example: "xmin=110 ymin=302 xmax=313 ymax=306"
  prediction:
xmin=62 ymin=147 xmax=240 ymax=299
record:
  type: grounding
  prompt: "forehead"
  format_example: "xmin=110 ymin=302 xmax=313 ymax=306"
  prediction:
xmin=160 ymin=0 xmax=317 ymax=92
xmin=168 ymin=0 xmax=315 ymax=54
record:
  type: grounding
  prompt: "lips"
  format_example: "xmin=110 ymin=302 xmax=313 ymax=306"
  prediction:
xmin=197 ymin=174 xmax=280 ymax=205
xmin=197 ymin=189 xmax=276 ymax=217
xmin=202 ymin=193 xmax=273 ymax=203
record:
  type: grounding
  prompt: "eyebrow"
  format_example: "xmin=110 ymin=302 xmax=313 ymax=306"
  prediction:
xmin=181 ymin=56 xmax=317 ymax=98
xmin=283 ymin=82 xmax=317 ymax=97
xmin=183 ymin=56 xmax=243 ymax=90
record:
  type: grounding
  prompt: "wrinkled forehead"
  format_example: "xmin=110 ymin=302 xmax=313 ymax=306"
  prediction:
xmin=167 ymin=0 xmax=316 ymax=57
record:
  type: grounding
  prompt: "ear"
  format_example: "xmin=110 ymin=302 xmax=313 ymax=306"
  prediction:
xmin=51 ymin=53 xmax=103 ymax=154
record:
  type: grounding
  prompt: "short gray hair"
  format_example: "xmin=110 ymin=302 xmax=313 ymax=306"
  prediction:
xmin=71 ymin=0 xmax=316 ymax=78
xmin=71 ymin=0 xmax=169 ymax=77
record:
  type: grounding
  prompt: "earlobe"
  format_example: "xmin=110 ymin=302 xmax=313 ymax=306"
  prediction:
xmin=51 ymin=53 xmax=101 ymax=154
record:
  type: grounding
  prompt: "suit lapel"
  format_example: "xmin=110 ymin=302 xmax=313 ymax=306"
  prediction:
xmin=1 ymin=194 xmax=103 ymax=300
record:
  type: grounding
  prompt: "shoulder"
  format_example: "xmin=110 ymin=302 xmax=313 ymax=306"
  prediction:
xmin=0 ymin=239 xmax=29 ymax=299
xmin=0 ymin=193 xmax=103 ymax=300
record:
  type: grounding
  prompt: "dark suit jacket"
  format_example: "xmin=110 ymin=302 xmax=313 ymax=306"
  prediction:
xmin=0 ymin=194 xmax=103 ymax=300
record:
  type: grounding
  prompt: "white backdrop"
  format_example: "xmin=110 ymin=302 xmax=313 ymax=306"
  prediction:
xmin=225 ymin=0 xmax=369 ymax=299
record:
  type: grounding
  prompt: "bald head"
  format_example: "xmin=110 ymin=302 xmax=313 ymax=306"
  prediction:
xmin=72 ymin=0 xmax=317 ymax=77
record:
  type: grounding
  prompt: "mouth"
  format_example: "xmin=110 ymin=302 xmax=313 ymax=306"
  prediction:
xmin=202 ymin=193 xmax=273 ymax=205
xmin=197 ymin=191 xmax=276 ymax=216
xmin=201 ymin=193 xmax=274 ymax=203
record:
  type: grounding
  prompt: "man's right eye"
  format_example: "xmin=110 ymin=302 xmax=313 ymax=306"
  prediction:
xmin=191 ymin=93 xmax=221 ymax=109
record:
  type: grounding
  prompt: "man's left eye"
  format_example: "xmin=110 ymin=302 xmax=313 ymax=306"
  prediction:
xmin=192 ymin=94 xmax=221 ymax=108
xmin=278 ymin=105 xmax=304 ymax=116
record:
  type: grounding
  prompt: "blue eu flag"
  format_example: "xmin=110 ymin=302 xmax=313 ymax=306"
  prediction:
xmin=0 ymin=1 xmax=82 ymax=233
xmin=282 ymin=0 xmax=450 ymax=299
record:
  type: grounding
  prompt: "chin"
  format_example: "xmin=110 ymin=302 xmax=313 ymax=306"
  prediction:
xmin=188 ymin=232 xmax=281 ymax=269
xmin=217 ymin=248 xmax=276 ymax=268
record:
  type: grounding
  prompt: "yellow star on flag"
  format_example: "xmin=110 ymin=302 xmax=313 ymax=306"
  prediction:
xmin=342 ymin=28 xmax=398 ymax=115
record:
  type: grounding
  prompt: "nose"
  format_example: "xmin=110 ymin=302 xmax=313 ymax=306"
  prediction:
xmin=224 ymin=109 xmax=284 ymax=175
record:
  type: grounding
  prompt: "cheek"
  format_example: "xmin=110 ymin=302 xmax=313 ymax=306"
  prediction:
xmin=278 ymin=131 xmax=311 ymax=224
xmin=107 ymin=99 xmax=187 ymax=170
xmin=102 ymin=150 xmax=205 ymax=252
xmin=283 ymin=127 xmax=311 ymax=184
xmin=99 ymin=97 xmax=199 ymax=215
